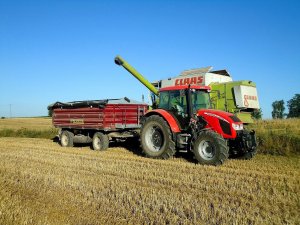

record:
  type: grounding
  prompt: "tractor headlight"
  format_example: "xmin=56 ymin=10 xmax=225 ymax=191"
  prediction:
xmin=232 ymin=123 xmax=244 ymax=130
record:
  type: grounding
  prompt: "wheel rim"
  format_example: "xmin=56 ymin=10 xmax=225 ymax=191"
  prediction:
xmin=61 ymin=134 xmax=68 ymax=146
xmin=93 ymin=136 xmax=101 ymax=149
xmin=145 ymin=125 xmax=164 ymax=152
xmin=198 ymin=140 xmax=216 ymax=160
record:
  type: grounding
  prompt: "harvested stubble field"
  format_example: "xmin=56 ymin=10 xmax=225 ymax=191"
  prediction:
xmin=0 ymin=118 xmax=300 ymax=224
xmin=0 ymin=137 xmax=299 ymax=225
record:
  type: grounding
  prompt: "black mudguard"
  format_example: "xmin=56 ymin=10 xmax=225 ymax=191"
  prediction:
xmin=228 ymin=130 xmax=257 ymax=156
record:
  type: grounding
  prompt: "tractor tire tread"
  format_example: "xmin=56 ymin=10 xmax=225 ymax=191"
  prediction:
xmin=192 ymin=130 xmax=228 ymax=166
xmin=141 ymin=115 xmax=176 ymax=159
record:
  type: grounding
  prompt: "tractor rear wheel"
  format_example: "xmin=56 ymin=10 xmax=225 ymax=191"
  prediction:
xmin=92 ymin=132 xmax=109 ymax=151
xmin=60 ymin=130 xmax=74 ymax=147
xmin=192 ymin=130 xmax=228 ymax=166
xmin=140 ymin=115 xmax=176 ymax=159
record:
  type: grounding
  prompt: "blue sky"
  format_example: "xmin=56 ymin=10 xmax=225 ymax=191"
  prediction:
xmin=0 ymin=0 xmax=299 ymax=118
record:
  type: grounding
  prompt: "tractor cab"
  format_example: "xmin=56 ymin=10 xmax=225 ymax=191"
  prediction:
xmin=158 ymin=85 xmax=211 ymax=130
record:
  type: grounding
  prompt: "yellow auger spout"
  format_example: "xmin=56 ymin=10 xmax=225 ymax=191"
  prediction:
xmin=115 ymin=55 xmax=159 ymax=96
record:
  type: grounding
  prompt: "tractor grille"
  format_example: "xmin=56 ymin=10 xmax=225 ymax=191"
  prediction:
xmin=219 ymin=119 xmax=231 ymax=135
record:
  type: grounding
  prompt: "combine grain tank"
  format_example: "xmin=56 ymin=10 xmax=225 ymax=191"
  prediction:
xmin=48 ymin=98 xmax=147 ymax=150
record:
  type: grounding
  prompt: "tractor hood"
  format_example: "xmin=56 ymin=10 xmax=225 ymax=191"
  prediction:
xmin=197 ymin=109 xmax=239 ymax=122
xmin=197 ymin=109 xmax=243 ymax=139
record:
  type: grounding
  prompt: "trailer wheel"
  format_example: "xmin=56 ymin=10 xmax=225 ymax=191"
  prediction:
xmin=192 ymin=130 xmax=228 ymax=166
xmin=140 ymin=115 xmax=176 ymax=159
xmin=92 ymin=132 xmax=109 ymax=151
xmin=60 ymin=130 xmax=74 ymax=147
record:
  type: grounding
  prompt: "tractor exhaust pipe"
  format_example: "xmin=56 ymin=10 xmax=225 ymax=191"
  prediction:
xmin=114 ymin=55 xmax=159 ymax=96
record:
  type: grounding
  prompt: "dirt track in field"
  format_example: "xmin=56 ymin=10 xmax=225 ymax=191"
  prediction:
xmin=0 ymin=137 xmax=299 ymax=225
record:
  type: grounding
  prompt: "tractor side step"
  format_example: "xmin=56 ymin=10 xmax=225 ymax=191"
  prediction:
xmin=177 ymin=133 xmax=191 ymax=145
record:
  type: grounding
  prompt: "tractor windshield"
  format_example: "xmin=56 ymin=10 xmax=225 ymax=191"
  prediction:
xmin=158 ymin=89 xmax=211 ymax=116
xmin=191 ymin=89 xmax=211 ymax=114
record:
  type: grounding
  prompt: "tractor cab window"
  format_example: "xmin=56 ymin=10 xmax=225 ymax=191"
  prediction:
xmin=191 ymin=89 xmax=211 ymax=114
xmin=158 ymin=90 xmax=187 ymax=115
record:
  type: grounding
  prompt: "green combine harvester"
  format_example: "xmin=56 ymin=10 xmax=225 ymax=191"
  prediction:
xmin=151 ymin=66 xmax=260 ymax=124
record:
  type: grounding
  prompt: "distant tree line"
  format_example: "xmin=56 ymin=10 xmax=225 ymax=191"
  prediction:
xmin=251 ymin=108 xmax=263 ymax=120
xmin=48 ymin=109 xmax=53 ymax=117
xmin=271 ymin=94 xmax=300 ymax=119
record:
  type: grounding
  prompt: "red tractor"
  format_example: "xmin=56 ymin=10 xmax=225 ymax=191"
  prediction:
xmin=115 ymin=56 xmax=257 ymax=165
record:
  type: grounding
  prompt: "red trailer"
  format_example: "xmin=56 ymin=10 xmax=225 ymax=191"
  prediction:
xmin=48 ymin=98 xmax=148 ymax=150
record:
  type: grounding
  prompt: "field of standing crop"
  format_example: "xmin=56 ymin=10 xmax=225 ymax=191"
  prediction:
xmin=0 ymin=135 xmax=299 ymax=225
xmin=0 ymin=117 xmax=52 ymax=130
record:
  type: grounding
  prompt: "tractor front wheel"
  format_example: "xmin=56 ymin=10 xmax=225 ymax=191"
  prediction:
xmin=140 ymin=115 xmax=176 ymax=159
xmin=193 ymin=130 xmax=228 ymax=166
